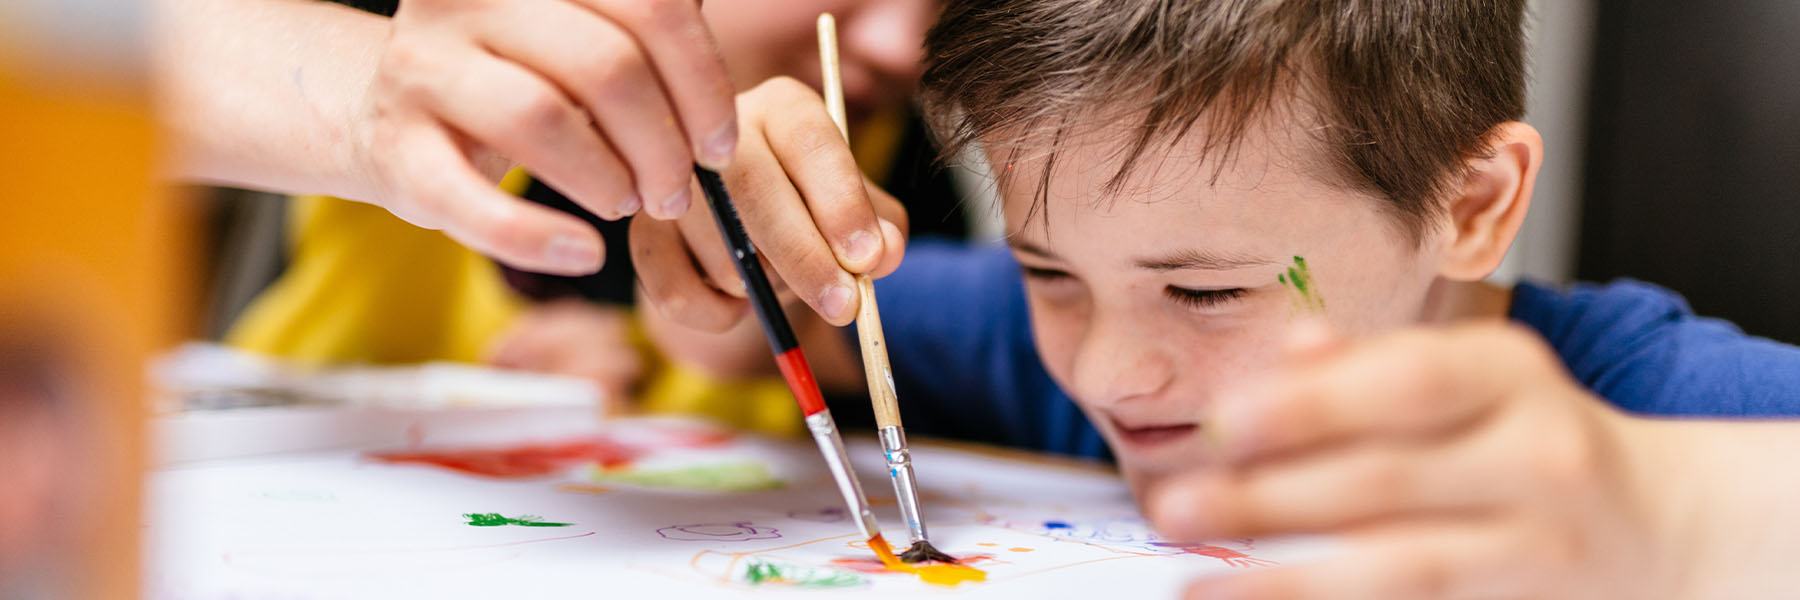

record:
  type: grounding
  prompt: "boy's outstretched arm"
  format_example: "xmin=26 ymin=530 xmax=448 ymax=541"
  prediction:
xmin=1149 ymin=321 xmax=1800 ymax=599
xmin=631 ymin=76 xmax=907 ymax=389
xmin=152 ymin=0 xmax=736 ymax=276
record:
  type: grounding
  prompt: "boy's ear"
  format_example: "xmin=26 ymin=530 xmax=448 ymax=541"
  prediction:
xmin=1437 ymin=121 xmax=1543 ymax=281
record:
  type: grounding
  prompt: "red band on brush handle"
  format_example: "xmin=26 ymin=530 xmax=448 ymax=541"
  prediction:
xmin=774 ymin=348 xmax=828 ymax=416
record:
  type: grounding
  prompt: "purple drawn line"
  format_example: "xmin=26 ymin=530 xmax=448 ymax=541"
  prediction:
xmin=221 ymin=531 xmax=598 ymax=563
xmin=658 ymin=522 xmax=781 ymax=542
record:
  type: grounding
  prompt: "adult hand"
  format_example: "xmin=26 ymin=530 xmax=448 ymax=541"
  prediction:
xmin=630 ymin=76 xmax=907 ymax=332
xmin=361 ymin=0 xmax=737 ymax=275
xmin=1148 ymin=322 xmax=1690 ymax=599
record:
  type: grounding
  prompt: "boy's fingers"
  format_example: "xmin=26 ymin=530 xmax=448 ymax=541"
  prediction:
xmin=1149 ymin=431 xmax=1515 ymax=541
xmin=478 ymin=0 xmax=691 ymax=219
xmin=866 ymin=181 xmax=909 ymax=278
xmin=720 ymin=117 xmax=860 ymax=326
xmin=392 ymin=121 xmax=604 ymax=275
xmin=1211 ymin=324 xmax=1554 ymax=463
xmin=675 ymin=183 xmax=748 ymax=298
xmin=629 ymin=215 xmax=746 ymax=332
xmin=758 ymin=78 xmax=887 ymax=275
xmin=576 ymin=0 xmax=737 ymax=169
xmin=419 ymin=44 xmax=638 ymax=221
xmin=1183 ymin=519 xmax=1525 ymax=600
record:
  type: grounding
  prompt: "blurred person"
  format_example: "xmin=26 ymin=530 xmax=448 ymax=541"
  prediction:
xmin=154 ymin=0 xmax=940 ymax=428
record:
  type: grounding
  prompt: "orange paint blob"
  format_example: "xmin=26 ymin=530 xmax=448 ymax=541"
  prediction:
xmin=865 ymin=534 xmax=987 ymax=587
xmin=976 ymin=543 xmax=998 ymax=547
xmin=1008 ymin=547 xmax=1033 ymax=552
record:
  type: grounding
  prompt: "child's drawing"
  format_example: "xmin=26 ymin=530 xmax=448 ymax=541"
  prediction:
xmin=658 ymin=522 xmax=782 ymax=542
xmin=148 ymin=417 xmax=1317 ymax=598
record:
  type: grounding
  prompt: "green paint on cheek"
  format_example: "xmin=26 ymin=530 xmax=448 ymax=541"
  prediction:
xmin=1277 ymin=255 xmax=1325 ymax=313
xmin=592 ymin=461 xmax=785 ymax=492
xmin=463 ymin=513 xmax=572 ymax=527
xmin=742 ymin=559 xmax=867 ymax=588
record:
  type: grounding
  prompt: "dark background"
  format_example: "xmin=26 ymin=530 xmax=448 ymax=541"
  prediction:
xmin=1581 ymin=0 xmax=1800 ymax=343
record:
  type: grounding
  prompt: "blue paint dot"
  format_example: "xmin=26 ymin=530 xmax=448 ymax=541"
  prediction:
xmin=1044 ymin=521 xmax=1071 ymax=530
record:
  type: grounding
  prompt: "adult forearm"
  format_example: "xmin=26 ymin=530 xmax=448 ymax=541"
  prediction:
xmin=152 ymin=0 xmax=386 ymax=200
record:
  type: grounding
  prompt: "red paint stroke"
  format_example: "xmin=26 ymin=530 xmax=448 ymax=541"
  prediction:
xmin=650 ymin=426 xmax=737 ymax=449
xmin=369 ymin=439 xmax=639 ymax=479
xmin=1152 ymin=542 xmax=1277 ymax=568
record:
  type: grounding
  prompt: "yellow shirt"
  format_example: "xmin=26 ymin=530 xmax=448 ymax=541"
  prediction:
xmin=224 ymin=173 xmax=811 ymax=435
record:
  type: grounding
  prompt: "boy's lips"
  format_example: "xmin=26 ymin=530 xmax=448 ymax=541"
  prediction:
xmin=1107 ymin=416 xmax=1201 ymax=450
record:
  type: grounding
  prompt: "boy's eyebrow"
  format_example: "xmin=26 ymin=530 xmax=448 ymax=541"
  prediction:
xmin=1012 ymin=241 xmax=1275 ymax=271
xmin=1134 ymin=249 xmax=1275 ymax=271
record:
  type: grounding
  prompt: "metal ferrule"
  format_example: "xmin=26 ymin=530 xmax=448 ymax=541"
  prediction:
xmin=806 ymin=411 xmax=880 ymax=539
xmin=880 ymin=425 xmax=929 ymax=544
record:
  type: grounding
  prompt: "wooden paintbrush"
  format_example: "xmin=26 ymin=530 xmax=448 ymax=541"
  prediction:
xmin=818 ymin=13 xmax=957 ymax=565
xmin=690 ymin=165 xmax=883 ymax=547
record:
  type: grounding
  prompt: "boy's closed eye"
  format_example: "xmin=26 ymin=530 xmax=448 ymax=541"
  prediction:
xmin=1164 ymin=286 xmax=1249 ymax=310
xmin=1020 ymin=265 xmax=1251 ymax=311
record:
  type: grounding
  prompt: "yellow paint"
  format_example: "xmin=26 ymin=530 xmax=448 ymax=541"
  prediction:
xmin=868 ymin=535 xmax=987 ymax=587
xmin=1008 ymin=547 xmax=1034 ymax=552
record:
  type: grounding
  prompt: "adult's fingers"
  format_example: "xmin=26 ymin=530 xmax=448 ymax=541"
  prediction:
xmin=576 ymin=0 xmax=737 ymax=169
xmin=630 ymin=214 xmax=747 ymax=332
xmin=757 ymin=78 xmax=888 ymax=276
xmin=415 ymin=43 xmax=639 ymax=221
xmin=1209 ymin=324 xmax=1560 ymax=464
xmin=390 ymin=120 xmax=604 ymax=275
xmin=477 ymin=0 xmax=693 ymax=219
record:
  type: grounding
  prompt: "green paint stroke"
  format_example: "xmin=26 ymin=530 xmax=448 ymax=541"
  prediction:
xmin=742 ymin=559 xmax=867 ymax=588
xmin=463 ymin=513 xmax=572 ymax=527
xmin=1278 ymin=255 xmax=1326 ymax=313
xmin=592 ymin=461 xmax=785 ymax=492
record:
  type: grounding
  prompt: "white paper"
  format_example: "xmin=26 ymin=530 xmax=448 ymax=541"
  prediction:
xmin=145 ymin=416 xmax=1331 ymax=599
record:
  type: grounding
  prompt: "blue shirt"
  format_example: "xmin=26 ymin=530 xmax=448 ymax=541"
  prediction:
xmin=865 ymin=241 xmax=1800 ymax=460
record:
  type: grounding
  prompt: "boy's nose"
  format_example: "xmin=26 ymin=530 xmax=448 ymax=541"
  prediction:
xmin=1067 ymin=312 xmax=1174 ymax=409
xmin=840 ymin=0 xmax=931 ymax=90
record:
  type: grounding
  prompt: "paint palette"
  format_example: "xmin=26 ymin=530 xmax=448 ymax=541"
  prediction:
xmin=145 ymin=415 xmax=1333 ymax=598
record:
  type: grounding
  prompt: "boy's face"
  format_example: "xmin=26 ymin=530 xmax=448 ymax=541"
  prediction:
xmin=994 ymin=118 xmax=1453 ymax=499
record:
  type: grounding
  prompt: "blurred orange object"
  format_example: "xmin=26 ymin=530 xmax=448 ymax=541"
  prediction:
xmin=1 ymin=6 xmax=194 ymax=597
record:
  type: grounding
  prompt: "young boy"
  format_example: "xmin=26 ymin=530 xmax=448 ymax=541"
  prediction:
xmin=632 ymin=1 xmax=1800 ymax=596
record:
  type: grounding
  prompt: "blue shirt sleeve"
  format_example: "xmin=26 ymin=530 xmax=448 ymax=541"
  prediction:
xmin=858 ymin=239 xmax=1109 ymax=459
xmin=1511 ymin=279 xmax=1800 ymax=416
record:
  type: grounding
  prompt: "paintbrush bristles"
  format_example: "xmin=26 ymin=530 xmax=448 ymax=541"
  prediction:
xmin=817 ymin=14 xmax=848 ymax=137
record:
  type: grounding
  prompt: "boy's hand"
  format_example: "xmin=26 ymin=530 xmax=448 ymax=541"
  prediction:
xmin=1148 ymin=322 xmax=1690 ymax=599
xmin=360 ymin=0 xmax=737 ymax=275
xmin=630 ymin=76 xmax=908 ymax=332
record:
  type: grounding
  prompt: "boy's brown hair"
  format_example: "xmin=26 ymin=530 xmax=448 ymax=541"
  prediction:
xmin=920 ymin=0 xmax=1528 ymax=241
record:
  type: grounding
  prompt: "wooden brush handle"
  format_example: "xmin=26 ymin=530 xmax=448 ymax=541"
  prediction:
xmin=855 ymin=274 xmax=903 ymax=428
